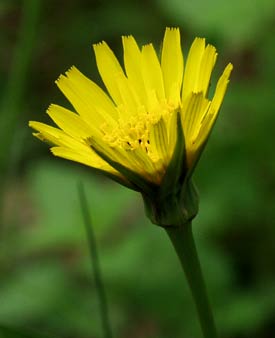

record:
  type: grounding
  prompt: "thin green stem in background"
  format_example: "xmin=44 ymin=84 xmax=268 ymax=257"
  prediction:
xmin=78 ymin=182 xmax=113 ymax=338
xmin=166 ymin=224 xmax=218 ymax=338
xmin=0 ymin=0 xmax=42 ymax=170
xmin=0 ymin=0 xmax=42 ymax=225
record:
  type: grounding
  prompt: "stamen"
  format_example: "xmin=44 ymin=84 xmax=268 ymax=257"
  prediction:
xmin=100 ymin=101 xmax=176 ymax=165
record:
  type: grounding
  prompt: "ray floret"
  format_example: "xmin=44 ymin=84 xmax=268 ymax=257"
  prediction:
xmin=29 ymin=27 xmax=232 ymax=225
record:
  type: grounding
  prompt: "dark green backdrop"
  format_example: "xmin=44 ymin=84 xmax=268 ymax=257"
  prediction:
xmin=0 ymin=1 xmax=275 ymax=337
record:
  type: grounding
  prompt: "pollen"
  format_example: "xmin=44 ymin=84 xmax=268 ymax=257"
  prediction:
xmin=102 ymin=99 xmax=175 ymax=157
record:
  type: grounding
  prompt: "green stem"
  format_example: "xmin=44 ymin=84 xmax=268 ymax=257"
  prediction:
xmin=165 ymin=224 xmax=218 ymax=338
xmin=0 ymin=0 xmax=42 ymax=166
xmin=0 ymin=0 xmax=42 ymax=224
xmin=78 ymin=183 xmax=113 ymax=338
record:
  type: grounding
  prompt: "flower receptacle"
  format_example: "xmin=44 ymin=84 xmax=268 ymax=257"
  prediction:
xmin=142 ymin=178 xmax=199 ymax=227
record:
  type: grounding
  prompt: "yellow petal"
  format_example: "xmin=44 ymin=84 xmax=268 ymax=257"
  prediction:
xmin=47 ymin=104 xmax=97 ymax=139
xmin=182 ymin=92 xmax=210 ymax=151
xmin=30 ymin=121 xmax=84 ymax=148
xmin=141 ymin=43 xmax=165 ymax=105
xmin=197 ymin=44 xmax=217 ymax=95
xmin=116 ymin=73 xmax=140 ymax=119
xmin=30 ymin=121 xmax=112 ymax=169
xmin=149 ymin=118 xmax=169 ymax=164
xmin=188 ymin=63 xmax=233 ymax=161
xmin=132 ymin=147 xmax=164 ymax=184
xmin=51 ymin=146 xmax=116 ymax=172
xmin=195 ymin=63 xmax=233 ymax=146
xmin=91 ymin=135 xmax=163 ymax=184
xmin=182 ymin=38 xmax=205 ymax=102
xmin=56 ymin=66 xmax=118 ymax=128
xmin=209 ymin=63 xmax=233 ymax=115
xmin=166 ymin=109 xmax=178 ymax=157
xmin=122 ymin=35 xmax=147 ymax=105
xmin=93 ymin=41 xmax=126 ymax=105
xmin=29 ymin=29 xmax=233 ymax=187
xmin=91 ymin=135 xmax=139 ymax=172
xmin=161 ymin=28 xmax=183 ymax=105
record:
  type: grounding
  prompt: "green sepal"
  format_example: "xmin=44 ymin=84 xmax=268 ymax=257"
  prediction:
xmin=179 ymin=177 xmax=199 ymax=223
xmin=90 ymin=139 xmax=158 ymax=198
xmin=142 ymin=174 xmax=199 ymax=227
xmin=142 ymin=112 xmax=199 ymax=227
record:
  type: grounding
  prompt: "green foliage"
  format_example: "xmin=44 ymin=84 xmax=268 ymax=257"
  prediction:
xmin=1 ymin=0 xmax=275 ymax=337
xmin=0 ymin=325 xmax=56 ymax=338
xmin=156 ymin=0 xmax=275 ymax=47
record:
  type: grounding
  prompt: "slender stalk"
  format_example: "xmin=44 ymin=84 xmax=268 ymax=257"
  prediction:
xmin=165 ymin=224 xmax=218 ymax=338
xmin=0 ymin=0 xmax=42 ymax=224
xmin=0 ymin=0 xmax=42 ymax=167
xmin=78 ymin=183 xmax=113 ymax=338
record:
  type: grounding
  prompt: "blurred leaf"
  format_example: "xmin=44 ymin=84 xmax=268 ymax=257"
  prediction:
xmin=0 ymin=263 xmax=68 ymax=323
xmin=156 ymin=0 xmax=275 ymax=47
xmin=9 ymin=160 xmax=139 ymax=254
xmin=0 ymin=325 xmax=56 ymax=338
xmin=1 ymin=1 xmax=275 ymax=337
xmin=217 ymin=284 xmax=275 ymax=336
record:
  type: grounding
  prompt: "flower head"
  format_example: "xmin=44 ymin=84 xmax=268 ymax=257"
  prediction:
xmin=30 ymin=28 xmax=232 ymax=226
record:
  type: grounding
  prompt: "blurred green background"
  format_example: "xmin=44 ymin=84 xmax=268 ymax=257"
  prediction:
xmin=1 ymin=0 xmax=275 ymax=337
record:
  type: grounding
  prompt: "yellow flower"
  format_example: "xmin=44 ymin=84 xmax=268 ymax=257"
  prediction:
xmin=29 ymin=28 xmax=232 ymax=226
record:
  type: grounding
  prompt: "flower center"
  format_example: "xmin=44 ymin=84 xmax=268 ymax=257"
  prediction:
xmin=102 ymin=101 xmax=174 ymax=157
